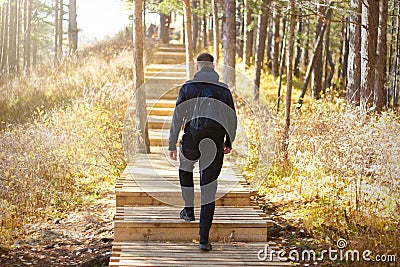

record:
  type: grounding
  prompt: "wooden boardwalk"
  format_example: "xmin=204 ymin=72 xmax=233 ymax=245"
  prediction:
xmin=110 ymin=45 xmax=291 ymax=266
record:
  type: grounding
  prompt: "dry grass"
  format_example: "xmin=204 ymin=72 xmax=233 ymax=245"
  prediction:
xmin=0 ymin=33 xmax=148 ymax=245
xmin=232 ymin=64 xmax=400 ymax=264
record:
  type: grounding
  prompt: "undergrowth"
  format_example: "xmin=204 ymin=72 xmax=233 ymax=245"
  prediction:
xmin=0 ymin=33 xmax=147 ymax=245
xmin=233 ymin=63 xmax=400 ymax=265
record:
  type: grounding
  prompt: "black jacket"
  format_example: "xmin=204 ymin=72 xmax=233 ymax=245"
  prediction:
xmin=168 ymin=67 xmax=237 ymax=151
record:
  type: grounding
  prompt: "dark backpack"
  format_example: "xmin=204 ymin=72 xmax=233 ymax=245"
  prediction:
xmin=189 ymin=83 xmax=226 ymax=143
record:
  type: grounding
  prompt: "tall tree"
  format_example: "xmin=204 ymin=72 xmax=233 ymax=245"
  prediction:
xmin=282 ymin=0 xmax=296 ymax=161
xmin=347 ymin=0 xmax=361 ymax=106
xmin=271 ymin=4 xmax=280 ymax=77
xmin=68 ymin=0 xmax=78 ymax=55
xmin=323 ymin=18 xmax=334 ymax=91
xmin=1 ymin=2 xmax=9 ymax=73
xmin=211 ymin=0 xmax=219 ymax=63
xmin=374 ymin=0 xmax=389 ymax=112
xmin=389 ymin=2 xmax=400 ymax=108
xmin=360 ymin=0 xmax=379 ymax=110
xmin=311 ymin=2 xmax=326 ymax=99
xmin=242 ymin=0 xmax=252 ymax=67
xmin=58 ymin=0 xmax=63 ymax=57
xmin=253 ymin=0 xmax=268 ymax=101
xmin=202 ymin=0 xmax=208 ymax=48
xmin=183 ymin=0 xmax=195 ymax=79
xmin=192 ymin=0 xmax=199 ymax=51
xmin=294 ymin=11 xmax=303 ymax=78
xmin=160 ymin=12 xmax=169 ymax=44
xmin=8 ymin=0 xmax=17 ymax=73
xmin=297 ymin=6 xmax=332 ymax=109
xmin=23 ymin=0 xmax=32 ymax=71
xmin=54 ymin=0 xmax=59 ymax=62
xmin=223 ymin=0 xmax=235 ymax=87
xmin=133 ymin=0 xmax=150 ymax=153
xmin=339 ymin=18 xmax=349 ymax=90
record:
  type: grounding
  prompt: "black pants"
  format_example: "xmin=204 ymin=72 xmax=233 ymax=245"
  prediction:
xmin=179 ymin=131 xmax=224 ymax=242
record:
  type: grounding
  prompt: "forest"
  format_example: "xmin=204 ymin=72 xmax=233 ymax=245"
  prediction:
xmin=0 ymin=0 xmax=399 ymax=266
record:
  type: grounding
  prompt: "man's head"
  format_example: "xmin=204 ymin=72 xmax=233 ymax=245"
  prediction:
xmin=196 ymin=52 xmax=214 ymax=70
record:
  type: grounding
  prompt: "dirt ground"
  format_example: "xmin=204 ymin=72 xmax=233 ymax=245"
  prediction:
xmin=0 ymin=193 xmax=115 ymax=267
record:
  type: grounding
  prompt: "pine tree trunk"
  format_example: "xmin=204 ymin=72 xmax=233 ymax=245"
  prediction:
xmin=311 ymin=3 xmax=325 ymax=99
xmin=243 ymin=0 xmax=252 ymax=67
xmin=68 ymin=0 xmax=78 ymax=54
xmin=297 ymin=6 xmax=331 ymax=109
xmin=8 ymin=0 xmax=17 ymax=73
xmin=160 ymin=13 xmax=169 ymax=44
xmin=361 ymin=0 xmax=379 ymax=110
xmin=23 ymin=0 xmax=32 ymax=70
xmin=2 ymin=2 xmax=9 ymax=73
xmin=277 ymin=19 xmax=287 ymax=113
xmin=32 ymin=28 xmax=37 ymax=66
xmin=347 ymin=0 xmax=361 ymax=106
xmin=58 ymin=0 xmax=63 ymax=58
xmin=266 ymin=20 xmax=273 ymax=68
xmin=282 ymin=0 xmax=296 ymax=161
xmin=202 ymin=1 xmax=208 ymax=48
xmin=294 ymin=12 xmax=302 ymax=78
xmin=183 ymin=0 xmax=195 ymax=79
xmin=133 ymin=0 xmax=150 ymax=154
xmin=253 ymin=0 xmax=268 ymax=101
xmin=0 ymin=4 xmax=6 ymax=72
xmin=323 ymin=21 xmax=334 ymax=91
xmin=212 ymin=0 xmax=219 ymax=63
xmin=339 ymin=19 xmax=349 ymax=90
xmin=302 ymin=15 xmax=310 ymax=69
xmin=271 ymin=5 xmax=280 ymax=77
xmin=223 ymin=0 xmax=236 ymax=87
xmin=390 ymin=3 xmax=400 ymax=108
xmin=192 ymin=0 xmax=198 ymax=51
xmin=17 ymin=0 xmax=22 ymax=72
xmin=374 ymin=0 xmax=388 ymax=112
xmin=54 ymin=0 xmax=59 ymax=63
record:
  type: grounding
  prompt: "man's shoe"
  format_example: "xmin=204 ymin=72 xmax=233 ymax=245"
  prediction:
xmin=180 ymin=209 xmax=195 ymax=222
xmin=199 ymin=242 xmax=212 ymax=251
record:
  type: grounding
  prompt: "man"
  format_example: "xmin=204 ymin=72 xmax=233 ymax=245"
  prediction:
xmin=168 ymin=52 xmax=237 ymax=251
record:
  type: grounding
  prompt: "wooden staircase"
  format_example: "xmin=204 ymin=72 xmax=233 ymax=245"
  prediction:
xmin=110 ymin=45 xmax=290 ymax=266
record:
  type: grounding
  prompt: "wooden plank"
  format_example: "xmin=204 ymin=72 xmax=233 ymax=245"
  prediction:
xmin=109 ymin=242 xmax=292 ymax=267
xmin=113 ymin=206 xmax=271 ymax=242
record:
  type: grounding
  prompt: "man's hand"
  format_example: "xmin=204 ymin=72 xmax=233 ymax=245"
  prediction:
xmin=223 ymin=146 xmax=232 ymax=154
xmin=169 ymin=150 xmax=177 ymax=160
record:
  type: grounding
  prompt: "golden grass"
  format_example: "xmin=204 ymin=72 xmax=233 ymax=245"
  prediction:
xmin=0 ymin=33 xmax=141 ymax=245
xmin=232 ymin=64 xmax=400 ymax=262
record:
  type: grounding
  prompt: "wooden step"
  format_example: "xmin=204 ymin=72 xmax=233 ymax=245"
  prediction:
xmin=145 ymin=64 xmax=187 ymax=73
xmin=148 ymin=128 xmax=170 ymax=146
xmin=156 ymin=46 xmax=185 ymax=53
xmin=116 ymin=154 xmax=254 ymax=206
xmin=146 ymin=71 xmax=186 ymax=78
xmin=147 ymin=115 xmax=172 ymax=129
xmin=153 ymin=57 xmax=186 ymax=65
xmin=114 ymin=206 xmax=272 ymax=242
xmin=116 ymin=188 xmax=255 ymax=207
xmin=148 ymin=107 xmax=174 ymax=116
xmin=110 ymin=241 xmax=292 ymax=266
xmin=146 ymin=99 xmax=176 ymax=108
xmin=145 ymin=76 xmax=185 ymax=85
